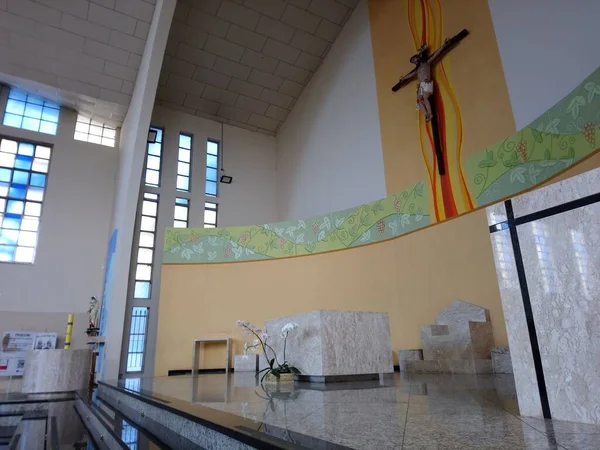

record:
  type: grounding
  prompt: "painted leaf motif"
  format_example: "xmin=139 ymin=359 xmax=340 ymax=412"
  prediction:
xmin=528 ymin=164 xmax=542 ymax=184
xmin=401 ymin=214 xmax=410 ymax=228
xmin=544 ymin=118 xmax=560 ymax=134
xmin=295 ymin=234 xmax=305 ymax=244
xmin=478 ymin=149 xmax=497 ymax=168
xmin=335 ymin=217 xmax=345 ymax=228
xmin=360 ymin=230 xmax=371 ymax=242
xmin=567 ymin=96 xmax=586 ymax=119
xmin=531 ymin=128 xmax=544 ymax=143
xmin=502 ymin=151 xmax=520 ymax=168
xmin=389 ymin=220 xmax=398 ymax=233
xmin=509 ymin=166 xmax=527 ymax=184
xmin=208 ymin=237 xmax=218 ymax=246
xmin=245 ymin=248 xmax=254 ymax=255
xmin=274 ymin=227 xmax=284 ymax=236
xmin=192 ymin=243 xmax=204 ymax=254
xmin=415 ymin=181 xmax=424 ymax=197
xmin=285 ymin=226 xmax=296 ymax=237
xmin=297 ymin=220 xmax=306 ymax=230
xmin=208 ymin=251 xmax=216 ymax=261
xmin=171 ymin=245 xmax=180 ymax=253
xmin=539 ymin=159 xmax=558 ymax=167
xmin=233 ymin=247 xmax=242 ymax=259
xmin=415 ymin=207 xmax=424 ymax=222
xmin=584 ymin=81 xmax=600 ymax=103
xmin=181 ymin=248 xmax=193 ymax=260
xmin=317 ymin=230 xmax=326 ymax=241
xmin=323 ymin=216 xmax=331 ymax=230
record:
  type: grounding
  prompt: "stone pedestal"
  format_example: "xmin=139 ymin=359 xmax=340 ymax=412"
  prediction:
xmin=491 ymin=347 xmax=513 ymax=374
xmin=21 ymin=349 xmax=92 ymax=393
xmin=234 ymin=354 xmax=257 ymax=372
xmin=264 ymin=310 xmax=393 ymax=382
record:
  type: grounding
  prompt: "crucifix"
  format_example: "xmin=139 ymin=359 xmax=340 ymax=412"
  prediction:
xmin=391 ymin=29 xmax=469 ymax=176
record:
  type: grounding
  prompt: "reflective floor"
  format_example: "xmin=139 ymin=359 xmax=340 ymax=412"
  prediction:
xmin=124 ymin=372 xmax=600 ymax=450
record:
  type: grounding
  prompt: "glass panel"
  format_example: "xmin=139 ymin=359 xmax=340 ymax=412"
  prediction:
xmin=153 ymin=129 xmax=163 ymax=142
xmin=24 ymin=202 xmax=41 ymax=217
xmin=26 ymin=95 xmax=43 ymax=106
xmin=22 ymin=117 xmax=40 ymax=131
xmin=0 ymin=183 xmax=8 ymax=197
xmin=3 ymin=113 xmax=22 ymax=128
xmin=104 ymin=128 xmax=116 ymax=139
xmin=8 ymin=89 xmax=27 ymax=101
xmin=88 ymin=134 xmax=102 ymax=145
xmin=3 ymin=214 xmax=21 ymax=229
xmin=147 ymin=143 xmax=161 ymax=156
xmin=0 ymin=153 xmax=16 ymax=168
xmin=0 ymin=169 xmax=11 ymax=182
xmin=142 ymin=200 xmax=157 ymax=217
xmin=147 ymin=155 xmax=160 ymax=170
xmin=15 ymin=155 xmax=33 ymax=170
xmin=206 ymin=181 xmax=217 ymax=196
xmin=0 ymin=230 xmax=19 ymax=245
xmin=21 ymin=217 xmax=39 ymax=231
xmin=143 ymin=193 xmax=158 ymax=200
xmin=179 ymin=134 xmax=191 ymax=150
xmin=0 ymin=199 xmax=4 ymax=212
xmin=17 ymin=142 xmax=34 ymax=156
xmin=24 ymin=103 xmax=43 ymax=119
xmin=18 ymin=231 xmax=37 ymax=247
xmin=175 ymin=198 xmax=189 ymax=205
xmin=207 ymin=141 xmax=219 ymax=155
xmin=35 ymin=146 xmax=51 ymax=159
xmin=41 ymin=107 xmax=59 ymax=122
xmin=134 ymin=281 xmax=151 ymax=299
xmin=173 ymin=220 xmax=187 ymax=228
xmin=139 ymin=232 xmax=154 ymax=247
xmin=12 ymin=171 xmax=29 ymax=185
xmin=5 ymin=99 xmax=25 ymax=116
xmin=0 ymin=245 xmax=15 ymax=262
xmin=39 ymin=121 xmax=58 ymax=135
xmin=136 ymin=264 xmax=152 ymax=281
xmin=2 ymin=140 xmax=19 ymax=154
xmin=179 ymin=149 xmax=190 ymax=163
xmin=206 ymin=168 xmax=217 ymax=182
xmin=32 ymin=159 xmax=49 ymax=173
xmin=8 ymin=185 xmax=26 ymax=199
xmin=204 ymin=209 xmax=217 ymax=225
xmin=177 ymin=162 xmax=190 ymax=176
xmin=140 ymin=216 xmax=155 ymax=232
xmin=204 ymin=224 xmax=215 ymax=228
xmin=101 ymin=137 xmax=115 ymax=147
xmin=206 ymin=154 xmax=218 ymax=168
xmin=176 ymin=176 xmax=189 ymax=191
xmin=89 ymin=124 xmax=103 ymax=136
xmin=26 ymin=187 xmax=44 ymax=202
xmin=174 ymin=205 xmax=188 ymax=220
xmin=145 ymin=170 xmax=159 ymax=186
xmin=15 ymin=246 xmax=34 ymax=263
xmin=137 ymin=248 xmax=153 ymax=264
xmin=6 ymin=200 xmax=24 ymax=215
xmin=30 ymin=173 xmax=46 ymax=187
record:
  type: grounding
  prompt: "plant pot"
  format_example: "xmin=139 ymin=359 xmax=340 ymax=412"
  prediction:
xmin=263 ymin=372 xmax=295 ymax=384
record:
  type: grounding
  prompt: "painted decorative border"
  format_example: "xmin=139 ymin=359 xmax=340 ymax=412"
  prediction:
xmin=164 ymin=67 xmax=600 ymax=264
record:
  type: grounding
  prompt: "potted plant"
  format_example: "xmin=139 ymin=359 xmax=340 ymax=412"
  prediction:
xmin=236 ymin=320 xmax=301 ymax=383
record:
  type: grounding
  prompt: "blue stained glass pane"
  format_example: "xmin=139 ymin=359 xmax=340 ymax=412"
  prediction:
xmin=26 ymin=95 xmax=43 ymax=106
xmin=30 ymin=173 xmax=46 ymax=187
xmin=207 ymin=141 xmax=218 ymax=156
xmin=5 ymin=99 xmax=25 ymax=115
xmin=39 ymin=121 xmax=57 ymax=135
xmin=18 ymin=143 xmax=34 ymax=156
xmin=41 ymin=107 xmax=59 ymax=122
xmin=3 ymin=113 xmax=23 ymax=128
xmin=176 ymin=176 xmax=189 ymax=192
xmin=24 ymin=103 xmax=43 ymax=119
xmin=0 ymin=229 xmax=19 ymax=245
xmin=8 ymin=185 xmax=26 ymax=199
xmin=206 ymin=154 xmax=218 ymax=168
xmin=6 ymin=200 xmax=24 ymax=215
xmin=12 ymin=171 xmax=29 ymax=185
xmin=0 ymin=168 xmax=11 ymax=183
xmin=175 ymin=198 xmax=189 ymax=205
xmin=134 ymin=281 xmax=151 ymax=299
xmin=14 ymin=155 xmax=33 ymax=170
xmin=0 ymin=245 xmax=16 ymax=262
xmin=3 ymin=214 xmax=21 ymax=229
xmin=206 ymin=168 xmax=217 ymax=182
xmin=206 ymin=181 xmax=217 ymax=196
xmin=8 ymin=89 xmax=27 ymax=101
xmin=22 ymin=117 xmax=40 ymax=132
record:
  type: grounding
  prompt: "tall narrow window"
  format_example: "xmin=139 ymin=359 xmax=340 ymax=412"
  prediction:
xmin=206 ymin=140 xmax=218 ymax=197
xmin=3 ymin=88 xmax=60 ymax=135
xmin=204 ymin=202 xmax=217 ymax=228
xmin=145 ymin=127 xmax=163 ymax=187
xmin=74 ymin=115 xmax=116 ymax=147
xmin=173 ymin=198 xmax=189 ymax=228
xmin=126 ymin=307 xmax=149 ymax=373
xmin=133 ymin=193 xmax=159 ymax=299
xmin=177 ymin=134 xmax=192 ymax=192
xmin=0 ymin=138 xmax=51 ymax=263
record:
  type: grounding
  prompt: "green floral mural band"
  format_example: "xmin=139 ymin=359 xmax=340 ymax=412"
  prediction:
xmin=164 ymin=67 xmax=600 ymax=264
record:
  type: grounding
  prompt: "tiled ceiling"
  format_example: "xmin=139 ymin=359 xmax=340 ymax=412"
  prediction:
xmin=156 ymin=0 xmax=359 ymax=136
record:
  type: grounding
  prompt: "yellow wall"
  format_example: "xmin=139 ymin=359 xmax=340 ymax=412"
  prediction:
xmin=155 ymin=209 xmax=507 ymax=375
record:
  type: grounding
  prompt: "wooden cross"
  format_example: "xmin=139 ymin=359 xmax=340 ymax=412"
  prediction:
xmin=391 ymin=29 xmax=469 ymax=176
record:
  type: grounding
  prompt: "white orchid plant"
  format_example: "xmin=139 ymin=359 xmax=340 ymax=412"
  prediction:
xmin=236 ymin=320 xmax=300 ymax=382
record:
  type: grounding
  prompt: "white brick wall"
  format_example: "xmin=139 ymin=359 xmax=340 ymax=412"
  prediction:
xmin=0 ymin=0 xmax=156 ymax=123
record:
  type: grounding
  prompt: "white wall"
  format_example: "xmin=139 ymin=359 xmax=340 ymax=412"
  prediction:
xmin=488 ymin=0 xmax=600 ymax=129
xmin=0 ymin=87 xmax=118 ymax=348
xmin=276 ymin=0 xmax=385 ymax=221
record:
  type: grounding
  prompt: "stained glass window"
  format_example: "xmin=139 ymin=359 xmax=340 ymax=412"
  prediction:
xmin=206 ymin=140 xmax=218 ymax=197
xmin=3 ymin=88 xmax=60 ymax=135
xmin=0 ymin=138 xmax=51 ymax=263
xmin=145 ymin=127 xmax=163 ymax=187
xmin=204 ymin=202 xmax=217 ymax=228
xmin=177 ymin=133 xmax=192 ymax=192
xmin=174 ymin=197 xmax=189 ymax=228
xmin=74 ymin=114 xmax=116 ymax=147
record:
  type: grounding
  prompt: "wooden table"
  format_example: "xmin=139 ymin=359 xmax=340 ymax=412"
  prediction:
xmin=192 ymin=338 xmax=231 ymax=375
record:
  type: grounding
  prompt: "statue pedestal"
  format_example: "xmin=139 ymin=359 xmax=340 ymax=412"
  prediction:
xmin=21 ymin=349 xmax=92 ymax=393
xmin=264 ymin=310 xmax=393 ymax=382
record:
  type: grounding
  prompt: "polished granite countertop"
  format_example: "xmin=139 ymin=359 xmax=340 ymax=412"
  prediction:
xmin=100 ymin=372 xmax=600 ymax=450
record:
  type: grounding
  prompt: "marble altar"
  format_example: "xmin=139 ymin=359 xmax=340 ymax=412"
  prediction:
xmin=264 ymin=310 xmax=394 ymax=382
xmin=21 ymin=349 xmax=92 ymax=393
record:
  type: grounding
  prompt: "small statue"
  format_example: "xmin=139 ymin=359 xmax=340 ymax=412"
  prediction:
xmin=87 ymin=296 xmax=100 ymax=336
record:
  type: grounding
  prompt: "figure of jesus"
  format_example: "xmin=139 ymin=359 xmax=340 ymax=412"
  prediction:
xmin=392 ymin=40 xmax=450 ymax=122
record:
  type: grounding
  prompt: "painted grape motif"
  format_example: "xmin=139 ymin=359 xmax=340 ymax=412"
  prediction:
xmin=583 ymin=122 xmax=596 ymax=146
